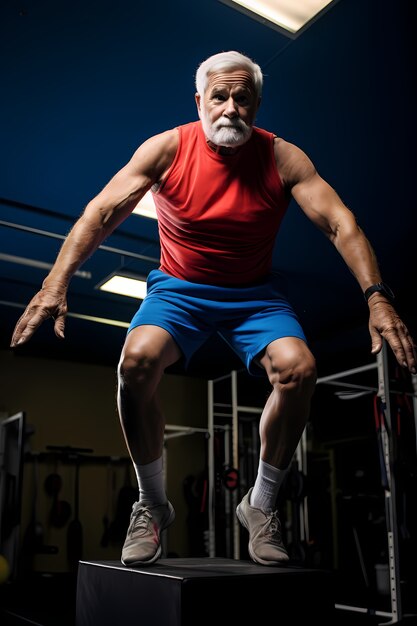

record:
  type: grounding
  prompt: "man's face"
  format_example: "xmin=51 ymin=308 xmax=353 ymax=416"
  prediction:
xmin=196 ymin=69 xmax=260 ymax=148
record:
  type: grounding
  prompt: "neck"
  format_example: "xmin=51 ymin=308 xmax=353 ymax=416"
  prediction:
xmin=206 ymin=140 xmax=240 ymax=155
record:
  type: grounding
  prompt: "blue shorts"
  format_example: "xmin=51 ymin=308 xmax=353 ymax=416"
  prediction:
xmin=128 ymin=269 xmax=306 ymax=376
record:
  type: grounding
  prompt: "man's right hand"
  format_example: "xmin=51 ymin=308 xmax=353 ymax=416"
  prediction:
xmin=10 ymin=286 xmax=68 ymax=347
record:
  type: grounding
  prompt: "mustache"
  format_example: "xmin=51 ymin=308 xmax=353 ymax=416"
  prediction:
xmin=212 ymin=117 xmax=249 ymax=131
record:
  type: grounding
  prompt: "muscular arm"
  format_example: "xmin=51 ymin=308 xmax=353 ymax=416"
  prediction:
xmin=275 ymin=137 xmax=416 ymax=373
xmin=10 ymin=129 xmax=178 ymax=347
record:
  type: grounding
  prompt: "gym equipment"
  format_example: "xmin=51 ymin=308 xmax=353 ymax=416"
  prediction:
xmin=23 ymin=454 xmax=44 ymax=557
xmin=315 ymin=341 xmax=417 ymax=624
xmin=45 ymin=466 xmax=72 ymax=529
xmin=22 ymin=453 xmax=59 ymax=569
xmin=281 ymin=458 xmax=307 ymax=563
xmin=205 ymin=343 xmax=416 ymax=623
xmin=108 ymin=463 xmax=137 ymax=544
xmin=0 ymin=411 xmax=26 ymax=581
xmin=76 ymin=557 xmax=335 ymax=626
xmin=223 ymin=465 xmax=239 ymax=490
xmin=208 ymin=371 xmax=264 ymax=559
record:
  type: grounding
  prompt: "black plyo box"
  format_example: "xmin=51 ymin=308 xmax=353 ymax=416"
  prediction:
xmin=76 ymin=557 xmax=335 ymax=626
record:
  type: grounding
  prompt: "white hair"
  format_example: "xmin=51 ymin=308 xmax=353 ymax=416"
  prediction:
xmin=195 ymin=50 xmax=263 ymax=98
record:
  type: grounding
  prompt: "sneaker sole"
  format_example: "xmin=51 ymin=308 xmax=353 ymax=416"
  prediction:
xmin=121 ymin=506 xmax=175 ymax=567
xmin=236 ymin=502 xmax=289 ymax=566
xmin=121 ymin=543 xmax=162 ymax=567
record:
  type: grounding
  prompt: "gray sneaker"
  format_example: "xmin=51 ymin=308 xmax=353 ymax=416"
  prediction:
xmin=236 ymin=488 xmax=289 ymax=566
xmin=121 ymin=500 xmax=175 ymax=566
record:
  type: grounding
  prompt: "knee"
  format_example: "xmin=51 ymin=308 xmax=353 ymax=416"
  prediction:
xmin=118 ymin=342 xmax=161 ymax=388
xmin=268 ymin=347 xmax=317 ymax=394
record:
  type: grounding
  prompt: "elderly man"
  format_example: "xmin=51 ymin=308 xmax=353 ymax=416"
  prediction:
xmin=11 ymin=50 xmax=416 ymax=567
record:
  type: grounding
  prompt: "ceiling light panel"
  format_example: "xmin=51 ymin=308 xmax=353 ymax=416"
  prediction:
xmin=219 ymin=0 xmax=338 ymax=37
xmin=132 ymin=191 xmax=157 ymax=219
xmin=97 ymin=275 xmax=147 ymax=299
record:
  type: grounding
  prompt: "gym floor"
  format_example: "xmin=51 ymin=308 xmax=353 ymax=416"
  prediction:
xmin=1 ymin=567 xmax=417 ymax=626
xmin=0 ymin=572 xmax=76 ymax=626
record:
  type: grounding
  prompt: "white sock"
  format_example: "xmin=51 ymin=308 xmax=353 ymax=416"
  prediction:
xmin=133 ymin=457 xmax=167 ymax=506
xmin=250 ymin=459 xmax=287 ymax=512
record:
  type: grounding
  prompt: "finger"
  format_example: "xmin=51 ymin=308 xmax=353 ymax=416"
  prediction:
xmin=381 ymin=329 xmax=410 ymax=370
xmin=386 ymin=319 xmax=416 ymax=371
xmin=11 ymin=310 xmax=48 ymax=347
xmin=10 ymin=329 xmax=24 ymax=347
xmin=398 ymin=330 xmax=417 ymax=373
xmin=10 ymin=314 xmax=25 ymax=346
xmin=369 ymin=327 xmax=382 ymax=356
xmin=53 ymin=314 xmax=66 ymax=340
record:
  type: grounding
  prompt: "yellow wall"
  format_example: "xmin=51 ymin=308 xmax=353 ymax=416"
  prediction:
xmin=0 ymin=350 xmax=208 ymax=572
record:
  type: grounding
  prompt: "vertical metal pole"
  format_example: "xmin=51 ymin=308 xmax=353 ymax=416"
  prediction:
xmin=224 ymin=425 xmax=231 ymax=558
xmin=207 ymin=380 xmax=216 ymax=557
xmin=411 ymin=374 xmax=417 ymax=455
xmin=231 ymin=370 xmax=240 ymax=559
xmin=295 ymin=430 xmax=309 ymax=544
xmin=376 ymin=340 xmax=402 ymax=624
xmin=162 ymin=444 xmax=168 ymax=556
xmin=251 ymin=419 xmax=259 ymax=486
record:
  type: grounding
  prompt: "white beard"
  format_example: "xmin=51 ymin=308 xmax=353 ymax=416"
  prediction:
xmin=200 ymin=107 xmax=252 ymax=147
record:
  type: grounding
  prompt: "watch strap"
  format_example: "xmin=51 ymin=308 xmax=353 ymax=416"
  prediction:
xmin=364 ymin=282 xmax=394 ymax=302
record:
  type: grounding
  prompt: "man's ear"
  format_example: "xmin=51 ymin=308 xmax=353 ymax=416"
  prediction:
xmin=195 ymin=92 xmax=202 ymax=118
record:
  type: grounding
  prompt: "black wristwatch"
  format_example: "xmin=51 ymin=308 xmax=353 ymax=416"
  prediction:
xmin=364 ymin=282 xmax=395 ymax=302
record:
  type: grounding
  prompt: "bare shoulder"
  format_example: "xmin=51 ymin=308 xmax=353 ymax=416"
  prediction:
xmin=129 ymin=127 xmax=179 ymax=183
xmin=144 ymin=127 xmax=179 ymax=154
xmin=273 ymin=136 xmax=316 ymax=188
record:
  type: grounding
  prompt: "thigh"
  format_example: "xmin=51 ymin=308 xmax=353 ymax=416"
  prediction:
xmin=127 ymin=279 xmax=214 ymax=369
xmin=121 ymin=325 xmax=183 ymax=371
xmin=220 ymin=305 xmax=307 ymax=376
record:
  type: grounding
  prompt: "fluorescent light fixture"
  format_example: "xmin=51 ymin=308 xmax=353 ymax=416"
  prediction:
xmin=97 ymin=274 xmax=147 ymax=299
xmin=132 ymin=190 xmax=157 ymax=220
xmin=219 ymin=0 xmax=338 ymax=38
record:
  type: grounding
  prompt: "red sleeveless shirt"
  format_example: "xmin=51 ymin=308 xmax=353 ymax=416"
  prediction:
xmin=152 ymin=121 xmax=290 ymax=286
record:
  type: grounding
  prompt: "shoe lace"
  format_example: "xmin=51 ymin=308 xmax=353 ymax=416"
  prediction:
xmin=265 ymin=511 xmax=282 ymax=538
xmin=128 ymin=504 xmax=152 ymax=535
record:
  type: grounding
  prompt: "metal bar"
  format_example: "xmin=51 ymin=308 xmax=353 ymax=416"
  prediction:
xmin=321 ymin=380 xmax=377 ymax=393
xmin=162 ymin=445 xmax=168 ymax=556
xmin=236 ymin=405 xmax=263 ymax=415
xmin=300 ymin=429 xmax=309 ymax=543
xmin=207 ymin=380 xmax=216 ymax=557
xmin=0 ymin=220 xmax=159 ymax=264
xmin=231 ymin=370 xmax=240 ymax=560
xmin=0 ymin=197 xmax=158 ymax=245
xmin=224 ymin=426 xmax=232 ymax=558
xmin=0 ymin=253 xmax=91 ymax=279
xmin=377 ymin=341 xmax=402 ymax=623
xmin=164 ymin=424 xmax=208 ymax=433
xmin=352 ymin=526 xmax=370 ymax=588
xmin=335 ymin=604 xmax=392 ymax=618
xmin=320 ymin=379 xmax=416 ymax=399
xmin=317 ymin=362 xmax=377 ymax=384
xmin=210 ymin=370 xmax=241 ymax=384
xmin=412 ymin=375 xmax=417 ymax=455
xmin=0 ymin=299 xmax=130 ymax=328
xmin=164 ymin=431 xmax=199 ymax=441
